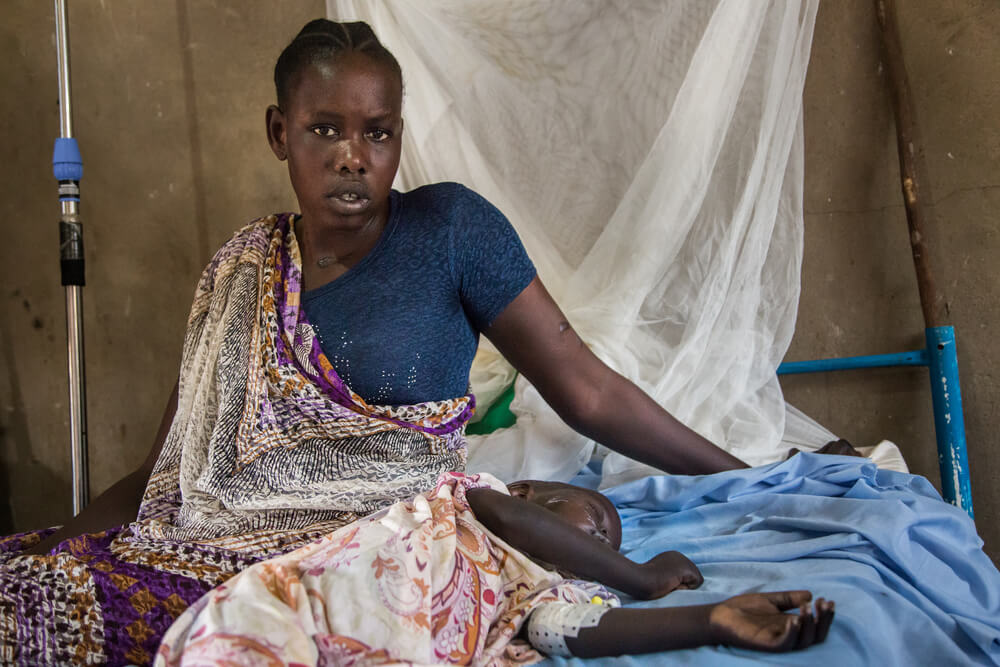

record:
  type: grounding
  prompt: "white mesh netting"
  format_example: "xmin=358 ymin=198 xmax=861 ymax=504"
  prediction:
xmin=326 ymin=0 xmax=903 ymax=486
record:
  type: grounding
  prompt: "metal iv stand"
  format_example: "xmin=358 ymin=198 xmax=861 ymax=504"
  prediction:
xmin=52 ymin=0 xmax=89 ymax=514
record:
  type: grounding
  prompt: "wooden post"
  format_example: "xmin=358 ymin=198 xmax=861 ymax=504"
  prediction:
xmin=876 ymin=0 xmax=973 ymax=517
xmin=874 ymin=0 xmax=948 ymax=328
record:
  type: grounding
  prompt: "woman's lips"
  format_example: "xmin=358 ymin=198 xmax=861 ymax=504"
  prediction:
xmin=327 ymin=182 xmax=371 ymax=210
xmin=329 ymin=181 xmax=370 ymax=199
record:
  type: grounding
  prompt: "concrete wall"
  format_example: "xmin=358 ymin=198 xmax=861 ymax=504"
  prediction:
xmin=0 ymin=0 xmax=323 ymax=531
xmin=785 ymin=0 xmax=999 ymax=562
xmin=2 ymin=2 xmax=996 ymax=562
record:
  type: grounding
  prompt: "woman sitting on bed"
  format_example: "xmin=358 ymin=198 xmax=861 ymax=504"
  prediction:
xmin=23 ymin=18 xmax=754 ymax=558
xmin=1 ymin=18 xmax=849 ymax=666
xmin=156 ymin=472 xmax=834 ymax=665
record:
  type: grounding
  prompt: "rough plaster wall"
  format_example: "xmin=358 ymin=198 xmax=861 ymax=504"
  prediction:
xmin=0 ymin=0 xmax=323 ymax=530
xmin=1 ymin=1 xmax=996 ymax=565
xmin=784 ymin=0 xmax=999 ymax=563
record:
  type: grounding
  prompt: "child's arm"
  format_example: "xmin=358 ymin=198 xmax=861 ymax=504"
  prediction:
xmin=565 ymin=591 xmax=835 ymax=656
xmin=466 ymin=487 xmax=701 ymax=599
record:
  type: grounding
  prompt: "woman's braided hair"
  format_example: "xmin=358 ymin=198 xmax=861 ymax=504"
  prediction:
xmin=274 ymin=19 xmax=403 ymax=108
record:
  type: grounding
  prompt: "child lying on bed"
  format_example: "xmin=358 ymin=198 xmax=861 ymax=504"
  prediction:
xmin=156 ymin=472 xmax=834 ymax=665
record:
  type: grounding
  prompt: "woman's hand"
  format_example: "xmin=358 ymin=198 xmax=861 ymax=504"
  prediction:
xmin=787 ymin=438 xmax=864 ymax=460
xmin=20 ymin=382 xmax=178 ymax=558
xmin=635 ymin=550 xmax=704 ymax=599
xmin=709 ymin=591 xmax=835 ymax=652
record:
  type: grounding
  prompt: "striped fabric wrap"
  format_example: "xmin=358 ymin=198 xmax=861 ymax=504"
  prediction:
xmin=0 ymin=213 xmax=475 ymax=666
xmin=133 ymin=213 xmax=473 ymax=551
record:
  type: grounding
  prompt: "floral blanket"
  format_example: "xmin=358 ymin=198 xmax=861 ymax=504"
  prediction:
xmin=156 ymin=472 xmax=616 ymax=666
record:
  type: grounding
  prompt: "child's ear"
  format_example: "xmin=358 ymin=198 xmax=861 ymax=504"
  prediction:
xmin=507 ymin=481 xmax=531 ymax=499
xmin=266 ymin=105 xmax=288 ymax=161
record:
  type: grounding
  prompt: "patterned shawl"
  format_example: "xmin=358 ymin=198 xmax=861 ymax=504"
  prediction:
xmin=135 ymin=213 xmax=475 ymax=551
xmin=0 ymin=213 xmax=476 ymax=666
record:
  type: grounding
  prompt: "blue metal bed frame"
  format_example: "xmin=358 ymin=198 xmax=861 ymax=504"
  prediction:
xmin=778 ymin=325 xmax=973 ymax=518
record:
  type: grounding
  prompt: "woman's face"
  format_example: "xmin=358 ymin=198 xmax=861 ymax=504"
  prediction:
xmin=267 ymin=51 xmax=403 ymax=232
xmin=507 ymin=480 xmax=622 ymax=549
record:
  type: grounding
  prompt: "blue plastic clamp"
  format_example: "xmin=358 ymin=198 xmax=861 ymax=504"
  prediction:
xmin=52 ymin=137 xmax=83 ymax=182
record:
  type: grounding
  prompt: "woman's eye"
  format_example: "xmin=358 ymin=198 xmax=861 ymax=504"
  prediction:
xmin=366 ymin=129 xmax=390 ymax=142
xmin=312 ymin=126 xmax=337 ymax=137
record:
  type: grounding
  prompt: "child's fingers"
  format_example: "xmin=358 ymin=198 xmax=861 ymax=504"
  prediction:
xmin=771 ymin=615 xmax=800 ymax=652
xmin=795 ymin=602 xmax=817 ymax=649
xmin=685 ymin=568 xmax=705 ymax=588
xmin=760 ymin=590 xmax=813 ymax=611
xmin=815 ymin=599 xmax=835 ymax=643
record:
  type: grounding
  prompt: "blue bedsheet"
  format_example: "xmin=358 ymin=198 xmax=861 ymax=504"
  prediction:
xmin=545 ymin=454 xmax=1000 ymax=665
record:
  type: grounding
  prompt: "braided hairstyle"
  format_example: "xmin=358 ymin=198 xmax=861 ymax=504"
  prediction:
xmin=274 ymin=19 xmax=403 ymax=109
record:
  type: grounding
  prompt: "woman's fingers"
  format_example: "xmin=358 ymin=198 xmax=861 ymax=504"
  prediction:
xmin=818 ymin=439 xmax=864 ymax=457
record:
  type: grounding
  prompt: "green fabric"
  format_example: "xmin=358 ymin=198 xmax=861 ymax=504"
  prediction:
xmin=466 ymin=382 xmax=517 ymax=434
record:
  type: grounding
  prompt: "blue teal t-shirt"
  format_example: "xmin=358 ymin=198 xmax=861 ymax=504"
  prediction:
xmin=302 ymin=182 xmax=536 ymax=405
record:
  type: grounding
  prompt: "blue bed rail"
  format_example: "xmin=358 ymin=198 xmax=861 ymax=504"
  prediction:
xmin=777 ymin=325 xmax=973 ymax=518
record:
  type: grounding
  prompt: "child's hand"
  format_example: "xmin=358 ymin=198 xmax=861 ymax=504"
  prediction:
xmin=709 ymin=591 xmax=834 ymax=652
xmin=635 ymin=550 xmax=704 ymax=599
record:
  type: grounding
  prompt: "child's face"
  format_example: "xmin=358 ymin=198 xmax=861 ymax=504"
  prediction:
xmin=268 ymin=51 xmax=403 ymax=233
xmin=507 ymin=480 xmax=622 ymax=549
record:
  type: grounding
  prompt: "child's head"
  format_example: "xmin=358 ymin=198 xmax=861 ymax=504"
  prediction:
xmin=507 ymin=480 xmax=622 ymax=550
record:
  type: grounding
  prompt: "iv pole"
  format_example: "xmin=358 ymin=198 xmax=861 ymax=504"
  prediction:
xmin=52 ymin=0 xmax=89 ymax=514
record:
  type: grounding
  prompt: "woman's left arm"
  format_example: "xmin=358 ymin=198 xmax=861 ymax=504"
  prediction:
xmin=483 ymin=277 xmax=747 ymax=475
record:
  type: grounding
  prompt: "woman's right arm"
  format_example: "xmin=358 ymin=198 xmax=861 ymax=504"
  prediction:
xmin=24 ymin=381 xmax=178 ymax=555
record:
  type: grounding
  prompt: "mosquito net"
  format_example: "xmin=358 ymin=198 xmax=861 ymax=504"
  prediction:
xmin=326 ymin=0 xmax=868 ymax=486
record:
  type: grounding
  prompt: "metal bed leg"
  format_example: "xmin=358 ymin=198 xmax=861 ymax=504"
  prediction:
xmin=925 ymin=326 xmax=973 ymax=517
